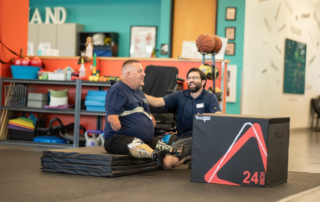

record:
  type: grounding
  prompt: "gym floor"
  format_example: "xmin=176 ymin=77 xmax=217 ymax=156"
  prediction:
xmin=0 ymin=128 xmax=320 ymax=202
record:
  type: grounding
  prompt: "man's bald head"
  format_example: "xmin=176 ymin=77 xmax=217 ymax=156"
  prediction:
xmin=120 ymin=59 xmax=145 ymax=89
xmin=122 ymin=59 xmax=140 ymax=74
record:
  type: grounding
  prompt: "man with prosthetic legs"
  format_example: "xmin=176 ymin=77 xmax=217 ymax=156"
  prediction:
xmin=145 ymin=68 xmax=221 ymax=170
xmin=103 ymin=60 xmax=184 ymax=165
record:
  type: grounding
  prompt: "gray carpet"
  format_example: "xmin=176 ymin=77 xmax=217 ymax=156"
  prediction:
xmin=1 ymin=149 xmax=320 ymax=202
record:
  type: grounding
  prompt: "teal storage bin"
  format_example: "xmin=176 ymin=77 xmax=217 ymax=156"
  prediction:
xmin=11 ymin=65 xmax=41 ymax=79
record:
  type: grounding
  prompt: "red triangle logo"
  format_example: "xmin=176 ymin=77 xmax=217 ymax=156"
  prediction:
xmin=204 ymin=123 xmax=267 ymax=185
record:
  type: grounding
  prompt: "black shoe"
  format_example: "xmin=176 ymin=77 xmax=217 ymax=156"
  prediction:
xmin=151 ymin=150 xmax=166 ymax=166
xmin=170 ymin=144 xmax=184 ymax=160
xmin=187 ymin=161 xmax=191 ymax=169
xmin=183 ymin=159 xmax=191 ymax=164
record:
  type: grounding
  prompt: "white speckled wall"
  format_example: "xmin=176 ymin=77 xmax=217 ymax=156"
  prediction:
xmin=242 ymin=0 xmax=320 ymax=128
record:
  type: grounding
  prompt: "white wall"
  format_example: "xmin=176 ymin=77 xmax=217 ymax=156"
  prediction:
xmin=242 ymin=0 xmax=320 ymax=128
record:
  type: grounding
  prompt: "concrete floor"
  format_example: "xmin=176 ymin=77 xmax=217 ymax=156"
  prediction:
xmin=0 ymin=128 xmax=320 ymax=202
xmin=282 ymin=128 xmax=320 ymax=202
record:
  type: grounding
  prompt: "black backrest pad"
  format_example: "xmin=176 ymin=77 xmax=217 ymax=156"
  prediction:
xmin=142 ymin=65 xmax=179 ymax=97
xmin=142 ymin=65 xmax=179 ymax=114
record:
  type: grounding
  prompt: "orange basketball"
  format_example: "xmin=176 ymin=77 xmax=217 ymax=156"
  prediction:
xmin=196 ymin=33 xmax=215 ymax=53
xmin=213 ymin=35 xmax=222 ymax=53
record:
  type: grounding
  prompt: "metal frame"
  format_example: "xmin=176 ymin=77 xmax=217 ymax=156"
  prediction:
xmin=202 ymin=54 xmax=226 ymax=112
xmin=0 ymin=77 xmax=110 ymax=148
xmin=225 ymin=27 xmax=236 ymax=40
xmin=73 ymin=79 xmax=81 ymax=148
xmin=220 ymin=62 xmax=225 ymax=112
xmin=0 ymin=140 xmax=73 ymax=148
xmin=225 ymin=42 xmax=235 ymax=56
xmin=226 ymin=7 xmax=237 ymax=21
xmin=2 ymin=106 xmax=76 ymax=114
xmin=2 ymin=78 xmax=77 ymax=86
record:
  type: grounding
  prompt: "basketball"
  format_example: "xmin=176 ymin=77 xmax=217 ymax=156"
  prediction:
xmin=213 ymin=35 xmax=222 ymax=53
xmin=196 ymin=33 xmax=215 ymax=53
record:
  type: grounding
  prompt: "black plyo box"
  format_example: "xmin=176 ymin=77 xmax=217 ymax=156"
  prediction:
xmin=191 ymin=114 xmax=290 ymax=187
xmin=9 ymin=129 xmax=34 ymax=141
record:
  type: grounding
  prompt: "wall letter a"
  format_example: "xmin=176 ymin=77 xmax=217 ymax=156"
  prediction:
xmin=30 ymin=8 xmax=42 ymax=24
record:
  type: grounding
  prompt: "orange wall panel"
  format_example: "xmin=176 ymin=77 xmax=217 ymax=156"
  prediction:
xmin=40 ymin=58 xmax=224 ymax=91
xmin=0 ymin=0 xmax=29 ymax=78
xmin=172 ymin=0 xmax=217 ymax=58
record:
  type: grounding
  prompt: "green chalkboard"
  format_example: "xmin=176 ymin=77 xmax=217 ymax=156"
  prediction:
xmin=283 ymin=38 xmax=306 ymax=94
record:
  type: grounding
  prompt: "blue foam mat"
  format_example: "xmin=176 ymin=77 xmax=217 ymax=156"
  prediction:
xmin=33 ymin=136 xmax=66 ymax=143
xmin=87 ymin=91 xmax=107 ymax=96
xmin=85 ymin=100 xmax=105 ymax=107
xmin=85 ymin=95 xmax=106 ymax=101
xmin=86 ymin=106 xmax=106 ymax=112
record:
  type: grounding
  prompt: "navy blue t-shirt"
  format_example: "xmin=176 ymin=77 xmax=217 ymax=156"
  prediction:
xmin=104 ymin=81 xmax=154 ymax=142
xmin=163 ymin=89 xmax=221 ymax=139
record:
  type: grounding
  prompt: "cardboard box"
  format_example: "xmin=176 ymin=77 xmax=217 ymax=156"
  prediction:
xmin=27 ymin=93 xmax=48 ymax=108
xmin=27 ymin=100 xmax=47 ymax=108
xmin=28 ymin=93 xmax=48 ymax=101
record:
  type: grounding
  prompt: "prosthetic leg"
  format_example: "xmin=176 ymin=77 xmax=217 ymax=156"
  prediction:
xmin=127 ymin=138 xmax=157 ymax=159
xmin=127 ymin=138 xmax=185 ymax=166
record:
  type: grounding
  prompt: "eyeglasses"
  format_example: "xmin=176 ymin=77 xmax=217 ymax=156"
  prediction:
xmin=187 ymin=76 xmax=200 ymax=81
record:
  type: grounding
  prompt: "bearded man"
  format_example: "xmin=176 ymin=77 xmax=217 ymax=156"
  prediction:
xmin=145 ymin=68 xmax=221 ymax=170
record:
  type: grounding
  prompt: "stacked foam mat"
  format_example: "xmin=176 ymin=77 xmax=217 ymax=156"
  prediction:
xmin=41 ymin=146 xmax=161 ymax=177
xmin=85 ymin=90 xmax=107 ymax=112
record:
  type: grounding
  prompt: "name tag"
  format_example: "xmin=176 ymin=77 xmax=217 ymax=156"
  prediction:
xmin=196 ymin=103 xmax=204 ymax=108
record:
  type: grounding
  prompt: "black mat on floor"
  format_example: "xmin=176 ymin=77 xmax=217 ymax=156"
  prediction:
xmin=41 ymin=161 xmax=157 ymax=172
xmin=42 ymin=146 xmax=153 ymax=165
xmin=41 ymin=161 xmax=159 ymax=177
xmin=41 ymin=146 xmax=160 ymax=177
xmin=41 ymin=164 xmax=159 ymax=177
xmin=41 ymin=153 xmax=153 ymax=166
xmin=2 ymin=146 xmax=320 ymax=202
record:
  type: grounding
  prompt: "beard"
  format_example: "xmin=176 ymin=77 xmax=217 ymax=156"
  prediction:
xmin=188 ymin=82 xmax=202 ymax=93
